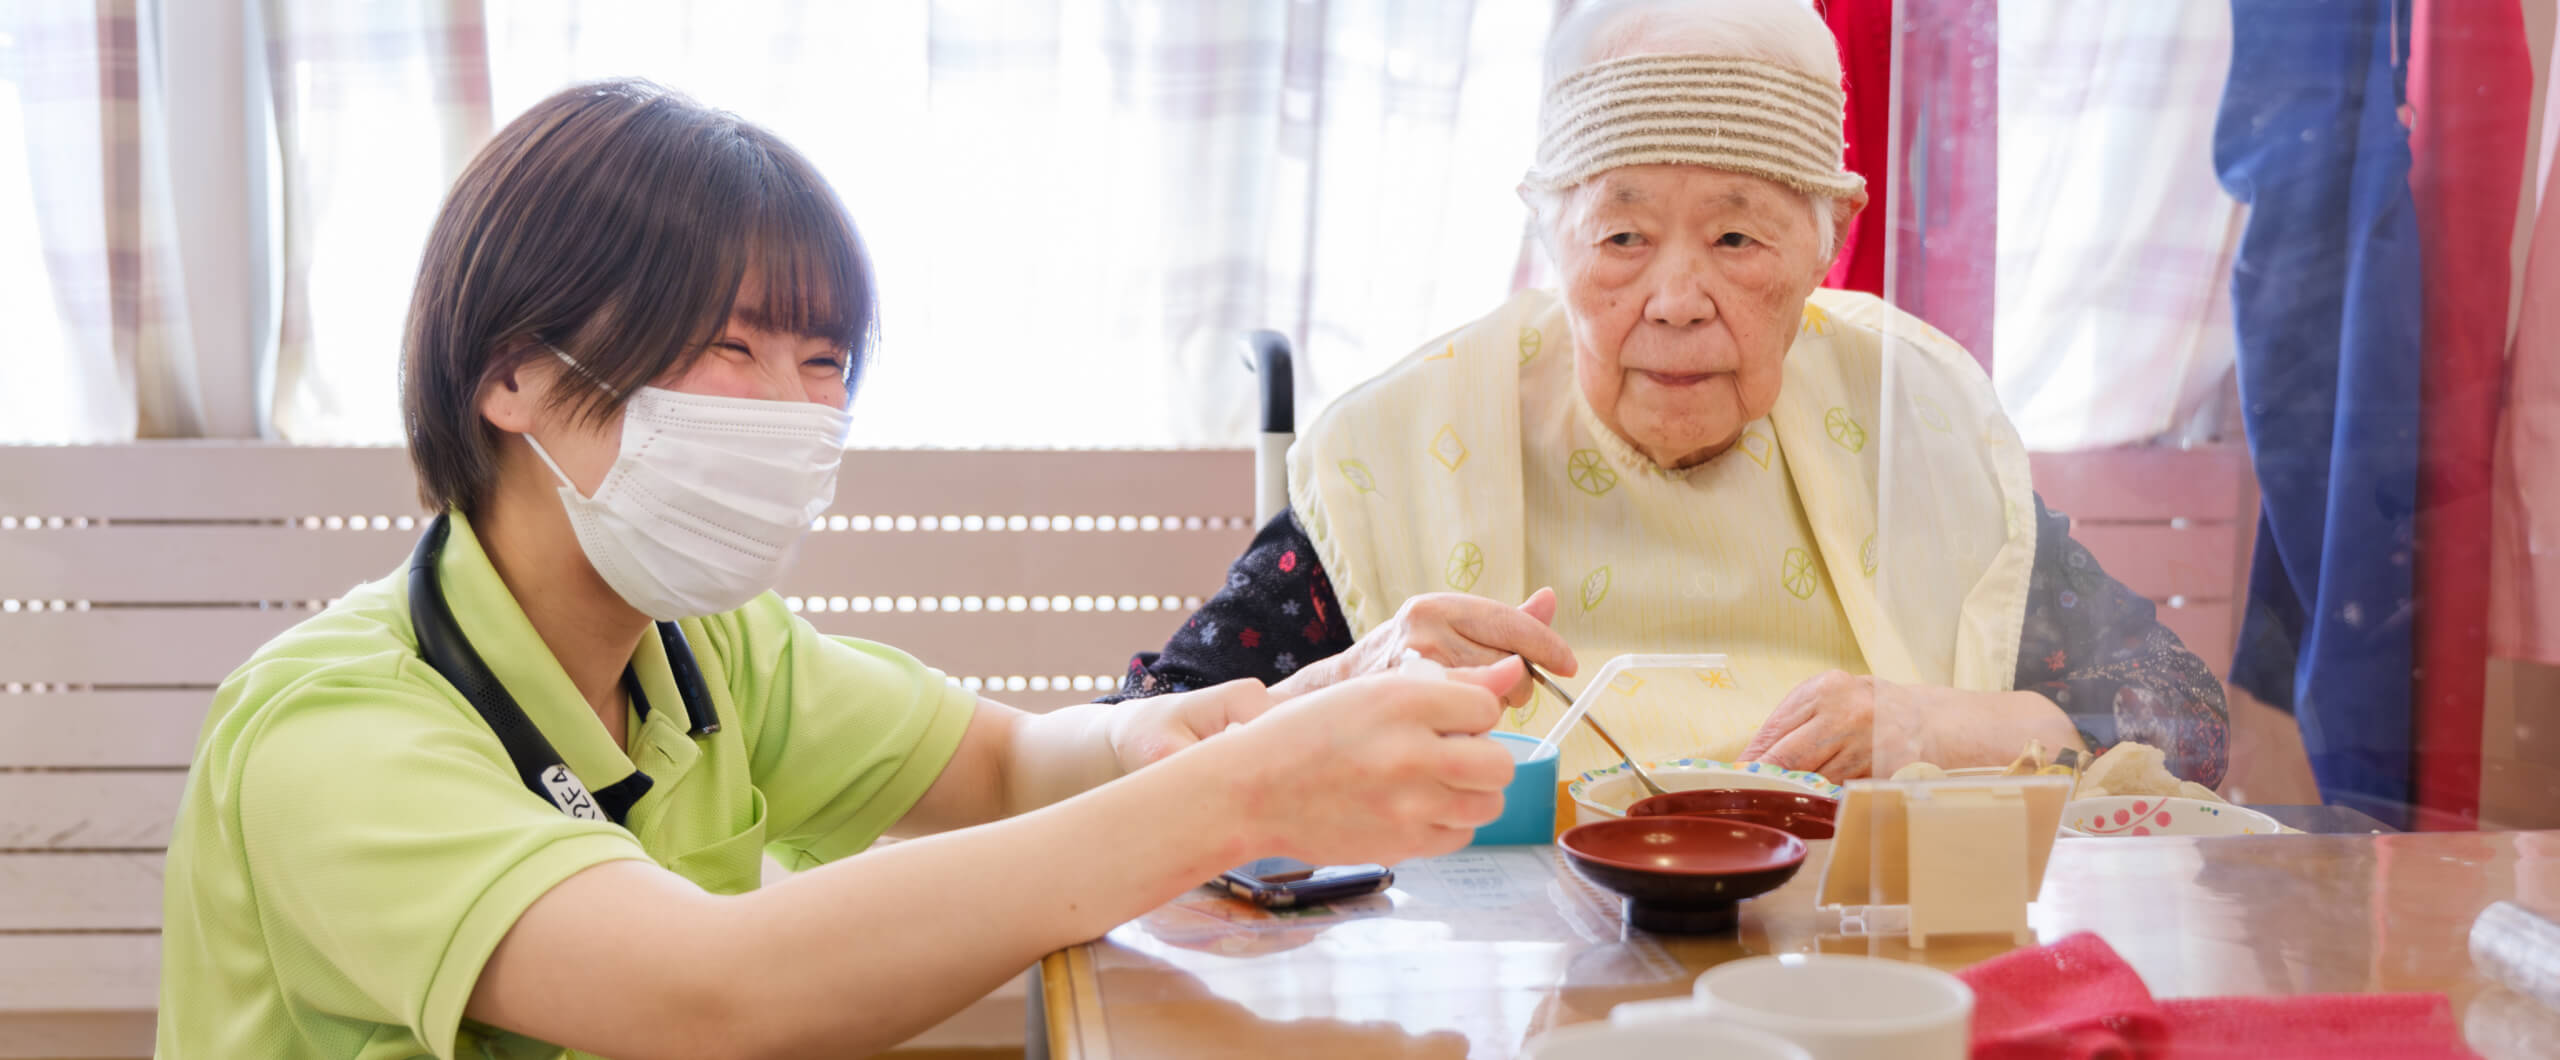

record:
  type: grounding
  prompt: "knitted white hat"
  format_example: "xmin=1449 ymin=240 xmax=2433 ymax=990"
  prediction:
xmin=1525 ymin=53 xmax=1864 ymax=197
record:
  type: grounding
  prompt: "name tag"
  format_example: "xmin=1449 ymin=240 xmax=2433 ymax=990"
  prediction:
xmin=541 ymin=764 xmax=606 ymax=821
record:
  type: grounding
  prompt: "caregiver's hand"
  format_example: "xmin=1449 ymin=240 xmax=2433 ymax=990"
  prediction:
xmin=1227 ymin=658 xmax=1523 ymax=867
xmin=1737 ymin=670 xmax=1934 ymax=780
xmin=1270 ymin=589 xmax=1575 ymax=709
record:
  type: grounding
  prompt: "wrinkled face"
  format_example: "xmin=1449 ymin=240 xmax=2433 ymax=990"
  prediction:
xmin=1550 ymin=165 xmax=1841 ymax=468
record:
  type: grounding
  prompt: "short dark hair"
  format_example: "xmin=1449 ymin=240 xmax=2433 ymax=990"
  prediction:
xmin=402 ymin=78 xmax=875 ymax=513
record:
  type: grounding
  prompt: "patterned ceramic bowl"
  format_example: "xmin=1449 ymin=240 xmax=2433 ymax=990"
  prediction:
xmin=1569 ymin=760 xmax=1844 ymax=826
xmin=2060 ymin=796 xmax=2281 ymax=838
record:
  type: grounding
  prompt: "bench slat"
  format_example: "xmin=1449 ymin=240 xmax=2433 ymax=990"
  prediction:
xmin=0 ymin=691 xmax=210 ymax=767
xmin=0 ymin=443 xmax=1254 ymax=520
xmin=0 ymin=934 xmax=157 ymax=1011
xmin=2028 ymin=445 xmax=2248 ymax=524
xmin=0 ymin=523 xmax=1252 ymax=603
xmin=0 ymin=853 xmax=162 ymax=930
xmin=0 ymin=773 xmax=186 ymax=849
xmin=0 ymin=1011 xmax=155 ymax=1060
xmin=0 ymin=607 xmax=1174 ymax=690
xmin=2065 ymin=521 xmax=2240 ymax=603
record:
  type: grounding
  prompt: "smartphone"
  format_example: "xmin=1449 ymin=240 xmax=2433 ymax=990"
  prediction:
xmin=1215 ymin=858 xmax=1394 ymax=909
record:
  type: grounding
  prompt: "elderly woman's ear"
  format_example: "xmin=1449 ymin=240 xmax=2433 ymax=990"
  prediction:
xmin=1832 ymin=188 xmax=1868 ymax=237
xmin=1822 ymin=188 xmax=1869 ymax=270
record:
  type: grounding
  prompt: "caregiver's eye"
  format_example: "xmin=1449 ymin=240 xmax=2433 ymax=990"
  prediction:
xmin=1604 ymin=232 xmax=1647 ymax=248
xmin=1716 ymin=232 xmax=1757 ymax=249
xmin=805 ymin=355 xmax=845 ymax=375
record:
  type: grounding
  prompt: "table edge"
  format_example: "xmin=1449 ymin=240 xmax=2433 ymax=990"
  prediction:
xmin=1039 ymin=943 xmax=1112 ymax=1060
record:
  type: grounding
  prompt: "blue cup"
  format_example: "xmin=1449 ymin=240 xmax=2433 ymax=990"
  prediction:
xmin=1472 ymin=731 xmax=1562 ymax=845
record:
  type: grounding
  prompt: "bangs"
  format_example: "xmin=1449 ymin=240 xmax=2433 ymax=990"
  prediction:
xmin=514 ymin=90 xmax=878 ymax=430
xmin=729 ymin=142 xmax=874 ymax=357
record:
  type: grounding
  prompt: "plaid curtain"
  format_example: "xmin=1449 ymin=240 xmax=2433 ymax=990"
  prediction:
xmin=1991 ymin=0 xmax=2246 ymax=450
xmin=260 ymin=0 xmax=491 ymax=442
xmin=0 ymin=0 xmax=201 ymax=442
xmin=10 ymin=0 xmax=1547 ymax=445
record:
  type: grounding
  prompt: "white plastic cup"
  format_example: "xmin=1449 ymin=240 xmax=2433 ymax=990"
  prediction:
xmin=1521 ymin=1019 xmax=1813 ymax=1060
xmin=1606 ymin=995 xmax=1711 ymax=1027
xmin=1693 ymin=955 xmax=1973 ymax=1060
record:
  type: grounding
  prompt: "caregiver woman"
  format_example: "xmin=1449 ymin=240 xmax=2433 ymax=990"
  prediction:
xmin=156 ymin=80 xmax=1520 ymax=1060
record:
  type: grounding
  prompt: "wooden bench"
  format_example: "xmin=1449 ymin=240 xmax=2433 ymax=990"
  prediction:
xmin=0 ymin=441 xmax=2250 ymax=1057
xmin=0 ymin=442 xmax=1260 ymax=1058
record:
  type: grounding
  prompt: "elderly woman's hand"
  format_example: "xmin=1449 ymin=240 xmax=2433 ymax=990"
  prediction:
xmin=1269 ymin=588 xmax=1577 ymax=708
xmin=1742 ymin=673 xmax=2092 ymax=780
xmin=1738 ymin=671 xmax=1935 ymax=780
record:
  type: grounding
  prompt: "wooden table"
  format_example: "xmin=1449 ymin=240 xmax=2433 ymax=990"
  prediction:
xmin=1036 ymin=831 xmax=2560 ymax=1059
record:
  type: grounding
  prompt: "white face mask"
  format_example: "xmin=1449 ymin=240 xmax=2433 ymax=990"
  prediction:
xmin=525 ymin=348 xmax=851 ymax=620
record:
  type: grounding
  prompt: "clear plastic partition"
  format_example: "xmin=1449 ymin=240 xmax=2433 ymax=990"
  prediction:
xmin=1852 ymin=0 xmax=2560 ymax=845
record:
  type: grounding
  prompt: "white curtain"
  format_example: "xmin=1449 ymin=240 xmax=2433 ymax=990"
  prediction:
xmin=262 ymin=0 xmax=493 ymax=443
xmin=8 ymin=0 xmax=2259 ymax=450
xmin=1992 ymin=0 xmax=2245 ymax=451
xmin=477 ymin=0 xmax=1550 ymax=447
xmin=0 ymin=0 xmax=203 ymax=443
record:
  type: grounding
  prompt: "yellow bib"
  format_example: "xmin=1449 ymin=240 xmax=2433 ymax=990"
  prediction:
xmin=1290 ymin=289 xmax=2037 ymax=780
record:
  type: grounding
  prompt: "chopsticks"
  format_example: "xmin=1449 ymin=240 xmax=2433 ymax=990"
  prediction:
xmin=1522 ymin=659 xmax=1666 ymax=798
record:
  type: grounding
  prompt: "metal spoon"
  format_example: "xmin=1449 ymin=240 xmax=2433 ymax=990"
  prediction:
xmin=1523 ymin=660 xmax=1667 ymax=798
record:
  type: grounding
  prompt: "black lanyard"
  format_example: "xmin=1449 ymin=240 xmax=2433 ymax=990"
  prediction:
xmin=407 ymin=513 xmax=720 ymax=825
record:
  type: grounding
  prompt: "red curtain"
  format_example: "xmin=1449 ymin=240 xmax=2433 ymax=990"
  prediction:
xmin=1822 ymin=0 xmax=1998 ymax=367
xmin=1821 ymin=0 xmax=1891 ymax=297
xmin=2408 ymin=0 xmax=2530 ymax=827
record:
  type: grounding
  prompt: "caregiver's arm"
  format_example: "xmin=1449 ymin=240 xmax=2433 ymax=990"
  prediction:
xmin=887 ymin=678 xmax=1276 ymax=836
xmin=465 ymin=665 xmax=1523 ymax=1060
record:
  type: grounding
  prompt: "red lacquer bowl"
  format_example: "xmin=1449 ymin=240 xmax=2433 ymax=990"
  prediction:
xmin=1558 ymin=816 xmax=1807 ymax=934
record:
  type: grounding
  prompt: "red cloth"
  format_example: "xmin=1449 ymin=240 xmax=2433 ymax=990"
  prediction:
xmin=2154 ymin=996 xmax=2473 ymax=1059
xmin=1819 ymin=0 xmax=1890 ymax=296
xmin=2406 ymin=0 xmax=2530 ymax=828
xmin=1962 ymin=934 xmax=2169 ymax=1060
xmin=1958 ymin=933 xmax=2477 ymax=1059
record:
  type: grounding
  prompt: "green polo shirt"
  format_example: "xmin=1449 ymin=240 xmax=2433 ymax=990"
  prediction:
xmin=156 ymin=511 xmax=975 ymax=1059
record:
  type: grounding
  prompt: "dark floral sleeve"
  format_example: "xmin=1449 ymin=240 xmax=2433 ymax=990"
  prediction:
xmin=1103 ymin=510 xmax=1353 ymax=701
xmin=2014 ymin=494 xmax=2231 ymax=787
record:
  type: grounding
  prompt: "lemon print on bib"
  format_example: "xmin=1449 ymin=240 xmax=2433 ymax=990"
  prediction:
xmin=1518 ymin=326 xmax=1543 ymax=364
xmin=1824 ymin=408 xmax=1867 ymax=453
xmin=1781 ymin=548 xmax=1819 ymax=600
xmin=1445 ymin=541 xmax=1485 ymax=592
xmin=1567 ymin=449 xmax=1619 ymax=497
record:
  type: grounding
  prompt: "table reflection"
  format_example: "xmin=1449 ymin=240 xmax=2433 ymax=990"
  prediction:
xmin=1053 ymin=834 xmax=2560 ymax=1059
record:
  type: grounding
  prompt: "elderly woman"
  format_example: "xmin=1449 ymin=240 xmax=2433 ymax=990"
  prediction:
xmin=1116 ymin=0 xmax=2229 ymax=788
